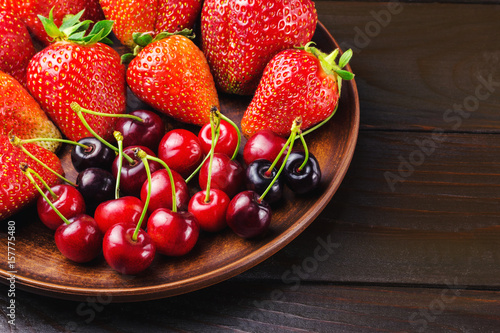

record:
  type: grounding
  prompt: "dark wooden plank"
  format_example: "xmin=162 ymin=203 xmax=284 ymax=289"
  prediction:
xmin=237 ymin=131 xmax=500 ymax=287
xmin=1 ymin=282 xmax=499 ymax=332
xmin=316 ymin=1 xmax=500 ymax=131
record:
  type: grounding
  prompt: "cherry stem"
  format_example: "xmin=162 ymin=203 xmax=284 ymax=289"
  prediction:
xmin=219 ymin=113 xmax=241 ymax=160
xmin=10 ymin=134 xmax=76 ymax=186
xmin=259 ymin=118 xmax=302 ymax=202
xmin=113 ymin=131 xmax=124 ymax=200
xmin=77 ymin=107 xmax=144 ymax=122
xmin=297 ymin=131 xmax=309 ymax=172
xmin=299 ymin=101 xmax=340 ymax=138
xmin=21 ymin=164 xmax=71 ymax=225
xmin=185 ymin=154 xmax=209 ymax=184
xmin=205 ymin=110 xmax=221 ymax=203
xmin=266 ymin=134 xmax=293 ymax=177
xmin=133 ymin=149 xmax=152 ymax=241
xmin=20 ymin=137 xmax=88 ymax=149
xmin=144 ymin=154 xmax=177 ymax=213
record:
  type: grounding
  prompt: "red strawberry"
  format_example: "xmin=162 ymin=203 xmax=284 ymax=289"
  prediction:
xmin=26 ymin=11 xmax=127 ymax=142
xmin=126 ymin=32 xmax=219 ymax=126
xmin=99 ymin=0 xmax=202 ymax=49
xmin=0 ymin=71 xmax=62 ymax=152
xmin=2 ymin=0 xmax=104 ymax=45
xmin=0 ymin=10 xmax=36 ymax=88
xmin=241 ymin=45 xmax=354 ymax=137
xmin=201 ymin=0 xmax=317 ymax=95
xmin=0 ymin=134 xmax=63 ymax=221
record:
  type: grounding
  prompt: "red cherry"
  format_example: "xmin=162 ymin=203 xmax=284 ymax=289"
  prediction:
xmin=37 ymin=184 xmax=86 ymax=230
xmin=94 ymin=196 xmax=146 ymax=234
xmin=147 ymin=208 xmax=199 ymax=256
xmin=198 ymin=119 xmax=238 ymax=157
xmin=243 ymin=129 xmax=287 ymax=166
xmin=226 ymin=191 xmax=272 ymax=238
xmin=111 ymin=145 xmax=162 ymax=197
xmin=54 ymin=214 xmax=103 ymax=263
xmin=103 ymin=223 xmax=156 ymax=275
xmin=158 ymin=129 xmax=204 ymax=178
xmin=114 ymin=110 xmax=165 ymax=153
xmin=140 ymin=169 xmax=190 ymax=213
xmin=188 ymin=189 xmax=230 ymax=232
xmin=198 ymin=153 xmax=244 ymax=198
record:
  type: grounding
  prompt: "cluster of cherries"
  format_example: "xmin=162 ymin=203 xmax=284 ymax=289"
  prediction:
xmin=18 ymin=104 xmax=322 ymax=275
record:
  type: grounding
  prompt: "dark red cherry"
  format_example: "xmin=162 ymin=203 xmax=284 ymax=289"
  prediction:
xmin=37 ymin=184 xmax=86 ymax=230
xmin=158 ymin=129 xmax=204 ymax=178
xmin=94 ymin=196 xmax=146 ymax=234
xmin=54 ymin=214 xmax=103 ymax=263
xmin=226 ymin=191 xmax=271 ymax=238
xmin=188 ymin=189 xmax=229 ymax=232
xmin=111 ymin=146 xmax=162 ymax=197
xmin=103 ymin=223 xmax=156 ymax=275
xmin=198 ymin=119 xmax=238 ymax=157
xmin=114 ymin=110 xmax=165 ymax=152
xmin=76 ymin=168 xmax=115 ymax=205
xmin=284 ymin=151 xmax=322 ymax=194
xmin=71 ymin=137 xmax=116 ymax=171
xmin=147 ymin=208 xmax=199 ymax=256
xmin=243 ymin=129 xmax=287 ymax=166
xmin=140 ymin=169 xmax=190 ymax=213
xmin=198 ymin=153 xmax=244 ymax=198
xmin=245 ymin=159 xmax=283 ymax=204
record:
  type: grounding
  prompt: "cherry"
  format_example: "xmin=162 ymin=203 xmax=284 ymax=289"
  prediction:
xmin=76 ymin=168 xmax=116 ymax=205
xmin=226 ymin=191 xmax=271 ymax=238
xmin=37 ymin=184 xmax=86 ymax=230
xmin=243 ymin=129 xmax=287 ymax=166
xmin=140 ymin=169 xmax=190 ymax=213
xmin=198 ymin=153 xmax=244 ymax=198
xmin=103 ymin=223 xmax=156 ymax=275
xmin=158 ymin=129 xmax=204 ymax=178
xmin=114 ymin=110 xmax=165 ymax=152
xmin=94 ymin=196 xmax=146 ymax=234
xmin=245 ymin=159 xmax=283 ymax=204
xmin=284 ymin=151 xmax=322 ymax=194
xmin=54 ymin=214 xmax=103 ymax=263
xmin=71 ymin=137 xmax=116 ymax=172
xmin=188 ymin=189 xmax=229 ymax=232
xmin=111 ymin=145 xmax=161 ymax=196
xmin=147 ymin=208 xmax=200 ymax=256
xmin=198 ymin=119 xmax=239 ymax=158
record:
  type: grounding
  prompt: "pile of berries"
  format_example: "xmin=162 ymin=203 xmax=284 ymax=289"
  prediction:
xmin=20 ymin=105 xmax=323 ymax=275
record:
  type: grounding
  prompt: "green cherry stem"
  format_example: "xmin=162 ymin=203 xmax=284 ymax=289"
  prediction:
xmin=75 ymin=105 xmax=144 ymax=122
xmin=19 ymin=137 xmax=88 ymax=149
xmin=218 ymin=113 xmax=241 ymax=160
xmin=143 ymin=154 xmax=177 ymax=213
xmin=205 ymin=110 xmax=221 ymax=203
xmin=113 ymin=131 xmax=124 ymax=199
xmin=185 ymin=154 xmax=209 ymax=184
xmin=297 ymin=131 xmax=309 ymax=172
xmin=259 ymin=118 xmax=302 ymax=202
xmin=70 ymin=102 xmax=134 ymax=164
xmin=132 ymin=149 xmax=152 ymax=241
xmin=20 ymin=164 xmax=71 ymax=225
xmin=10 ymin=134 xmax=76 ymax=186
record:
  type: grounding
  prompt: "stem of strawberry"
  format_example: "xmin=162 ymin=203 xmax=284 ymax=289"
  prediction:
xmin=259 ymin=118 xmax=302 ymax=203
xmin=20 ymin=163 xmax=71 ymax=225
xmin=133 ymin=149 xmax=152 ymax=241
xmin=10 ymin=134 xmax=76 ymax=186
xmin=113 ymin=131 xmax=124 ymax=199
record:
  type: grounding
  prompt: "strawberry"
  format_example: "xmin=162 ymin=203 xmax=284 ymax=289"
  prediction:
xmin=26 ymin=10 xmax=127 ymax=142
xmin=0 ymin=10 xmax=36 ymax=88
xmin=201 ymin=0 xmax=317 ymax=95
xmin=241 ymin=44 xmax=354 ymax=137
xmin=0 ymin=134 xmax=63 ymax=221
xmin=126 ymin=31 xmax=219 ymax=126
xmin=1 ymin=0 xmax=104 ymax=45
xmin=0 ymin=71 xmax=62 ymax=152
xmin=99 ymin=0 xmax=202 ymax=49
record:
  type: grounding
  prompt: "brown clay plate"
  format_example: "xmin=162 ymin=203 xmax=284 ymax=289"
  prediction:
xmin=0 ymin=22 xmax=359 ymax=302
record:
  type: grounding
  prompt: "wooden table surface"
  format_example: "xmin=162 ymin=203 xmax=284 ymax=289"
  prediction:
xmin=2 ymin=1 xmax=500 ymax=332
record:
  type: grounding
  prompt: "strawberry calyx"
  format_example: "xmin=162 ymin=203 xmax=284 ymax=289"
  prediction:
xmin=121 ymin=28 xmax=195 ymax=64
xmin=39 ymin=8 xmax=114 ymax=46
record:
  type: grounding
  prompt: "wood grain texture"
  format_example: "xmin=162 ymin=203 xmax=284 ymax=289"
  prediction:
xmin=316 ymin=1 xmax=500 ymax=131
